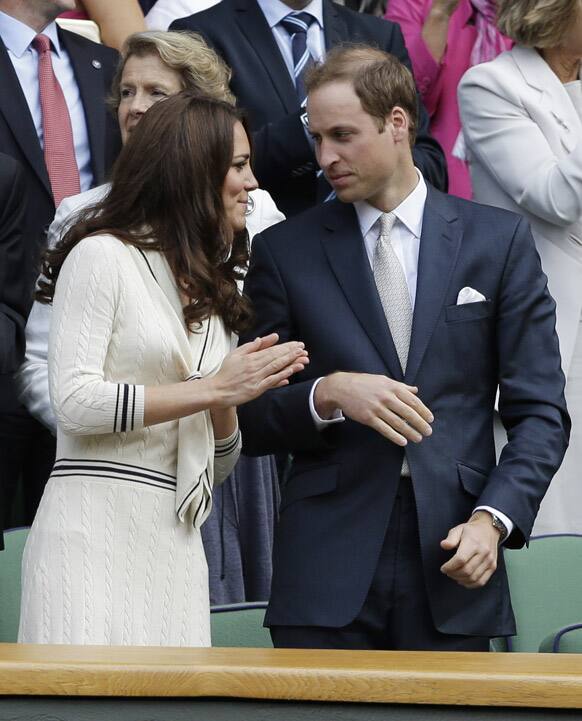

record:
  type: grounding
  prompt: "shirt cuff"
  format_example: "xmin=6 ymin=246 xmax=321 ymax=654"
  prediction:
xmin=309 ymin=377 xmax=345 ymax=431
xmin=473 ymin=506 xmax=514 ymax=544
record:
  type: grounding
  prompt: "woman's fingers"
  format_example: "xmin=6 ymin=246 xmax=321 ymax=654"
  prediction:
xmin=236 ymin=333 xmax=280 ymax=355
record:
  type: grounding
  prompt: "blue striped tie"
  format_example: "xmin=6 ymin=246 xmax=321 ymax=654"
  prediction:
xmin=280 ymin=12 xmax=315 ymax=106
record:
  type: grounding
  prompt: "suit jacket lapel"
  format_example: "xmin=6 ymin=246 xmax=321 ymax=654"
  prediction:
xmin=60 ymin=29 xmax=107 ymax=185
xmin=0 ymin=39 xmax=51 ymax=197
xmin=405 ymin=189 xmax=461 ymax=385
xmin=321 ymin=202 xmax=403 ymax=380
xmin=235 ymin=0 xmax=299 ymax=113
xmin=512 ymin=45 xmax=582 ymax=150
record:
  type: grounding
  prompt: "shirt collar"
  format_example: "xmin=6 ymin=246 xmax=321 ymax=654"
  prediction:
xmin=0 ymin=10 xmax=62 ymax=58
xmin=256 ymin=0 xmax=323 ymax=30
xmin=354 ymin=169 xmax=427 ymax=239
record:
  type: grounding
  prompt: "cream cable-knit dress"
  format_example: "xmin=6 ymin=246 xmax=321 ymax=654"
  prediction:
xmin=18 ymin=234 xmax=240 ymax=646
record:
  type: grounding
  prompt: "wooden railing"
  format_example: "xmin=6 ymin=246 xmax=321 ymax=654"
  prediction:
xmin=1 ymin=644 xmax=582 ymax=708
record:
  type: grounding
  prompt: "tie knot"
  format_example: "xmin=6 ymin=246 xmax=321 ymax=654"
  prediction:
xmin=280 ymin=11 xmax=314 ymax=36
xmin=379 ymin=212 xmax=396 ymax=240
xmin=32 ymin=33 xmax=52 ymax=54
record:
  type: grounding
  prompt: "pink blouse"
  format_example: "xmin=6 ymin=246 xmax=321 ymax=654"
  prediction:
xmin=386 ymin=0 xmax=511 ymax=199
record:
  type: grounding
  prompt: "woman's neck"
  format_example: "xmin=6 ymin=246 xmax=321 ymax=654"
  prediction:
xmin=539 ymin=47 xmax=581 ymax=83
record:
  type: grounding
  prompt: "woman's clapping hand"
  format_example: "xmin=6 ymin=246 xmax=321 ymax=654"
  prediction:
xmin=209 ymin=333 xmax=309 ymax=408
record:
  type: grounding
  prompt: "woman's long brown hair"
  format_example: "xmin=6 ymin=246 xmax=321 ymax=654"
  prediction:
xmin=37 ymin=92 xmax=252 ymax=335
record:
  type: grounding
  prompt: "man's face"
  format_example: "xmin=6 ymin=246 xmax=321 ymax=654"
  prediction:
xmin=307 ymin=80 xmax=401 ymax=207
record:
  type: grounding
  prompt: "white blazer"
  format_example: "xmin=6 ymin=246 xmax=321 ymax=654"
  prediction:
xmin=459 ymin=46 xmax=582 ymax=377
xmin=18 ymin=185 xmax=284 ymax=432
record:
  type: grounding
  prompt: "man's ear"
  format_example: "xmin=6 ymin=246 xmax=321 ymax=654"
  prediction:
xmin=388 ymin=106 xmax=410 ymax=143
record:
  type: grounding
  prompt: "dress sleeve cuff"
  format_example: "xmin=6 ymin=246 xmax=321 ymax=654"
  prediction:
xmin=113 ymin=383 xmax=145 ymax=433
xmin=213 ymin=423 xmax=242 ymax=485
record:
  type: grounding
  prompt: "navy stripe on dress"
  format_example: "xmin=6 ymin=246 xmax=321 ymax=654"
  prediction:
xmin=51 ymin=458 xmax=177 ymax=490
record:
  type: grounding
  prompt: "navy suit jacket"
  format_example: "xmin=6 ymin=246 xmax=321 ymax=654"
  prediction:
xmin=171 ymin=0 xmax=447 ymax=216
xmin=239 ymin=188 xmax=570 ymax=637
xmin=0 ymin=27 xmax=120 ymax=428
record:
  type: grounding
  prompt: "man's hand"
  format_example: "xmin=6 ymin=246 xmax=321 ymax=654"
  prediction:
xmin=440 ymin=511 xmax=502 ymax=589
xmin=314 ymin=372 xmax=433 ymax=445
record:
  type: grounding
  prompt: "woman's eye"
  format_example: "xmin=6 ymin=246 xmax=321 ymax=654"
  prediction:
xmin=120 ymin=88 xmax=133 ymax=98
xmin=152 ymin=89 xmax=168 ymax=97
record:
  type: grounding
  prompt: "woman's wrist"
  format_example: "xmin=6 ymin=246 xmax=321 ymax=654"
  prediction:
xmin=210 ymin=406 xmax=238 ymax=440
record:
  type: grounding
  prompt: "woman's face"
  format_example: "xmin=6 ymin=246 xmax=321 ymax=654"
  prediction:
xmin=118 ymin=54 xmax=183 ymax=144
xmin=222 ymin=121 xmax=258 ymax=234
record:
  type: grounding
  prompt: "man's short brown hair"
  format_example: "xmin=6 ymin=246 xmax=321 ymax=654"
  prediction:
xmin=305 ymin=44 xmax=418 ymax=146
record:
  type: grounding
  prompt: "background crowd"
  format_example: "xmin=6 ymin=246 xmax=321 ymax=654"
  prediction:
xmin=0 ymin=0 xmax=580 ymax=647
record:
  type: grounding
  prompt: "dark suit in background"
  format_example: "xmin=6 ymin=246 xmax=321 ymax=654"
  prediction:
xmin=239 ymin=188 xmax=569 ymax=647
xmin=171 ymin=0 xmax=447 ymax=216
xmin=0 ymin=26 xmax=120 ymax=526
xmin=0 ymin=154 xmax=29 ymax=549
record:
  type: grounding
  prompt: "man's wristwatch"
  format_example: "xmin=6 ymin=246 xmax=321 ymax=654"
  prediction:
xmin=490 ymin=514 xmax=508 ymax=543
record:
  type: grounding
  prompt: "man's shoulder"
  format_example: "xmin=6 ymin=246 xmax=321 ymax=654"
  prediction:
xmin=58 ymin=27 xmax=118 ymax=68
xmin=328 ymin=1 xmax=396 ymax=41
xmin=170 ymin=0 xmax=236 ymax=29
xmin=430 ymin=187 xmax=522 ymax=226
xmin=429 ymin=189 xmax=529 ymax=257
xmin=255 ymin=200 xmax=354 ymax=252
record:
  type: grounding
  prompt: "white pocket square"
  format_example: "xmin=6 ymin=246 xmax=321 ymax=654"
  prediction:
xmin=457 ymin=287 xmax=486 ymax=305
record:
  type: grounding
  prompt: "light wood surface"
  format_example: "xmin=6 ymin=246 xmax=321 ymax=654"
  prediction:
xmin=1 ymin=645 xmax=582 ymax=708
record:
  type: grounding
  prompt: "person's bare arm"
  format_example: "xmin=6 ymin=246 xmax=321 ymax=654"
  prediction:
xmin=81 ymin=0 xmax=145 ymax=50
xmin=421 ymin=0 xmax=460 ymax=63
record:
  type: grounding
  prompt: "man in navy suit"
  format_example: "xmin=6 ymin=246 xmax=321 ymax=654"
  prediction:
xmin=239 ymin=46 xmax=570 ymax=650
xmin=170 ymin=0 xmax=446 ymax=217
xmin=0 ymin=0 xmax=120 ymax=525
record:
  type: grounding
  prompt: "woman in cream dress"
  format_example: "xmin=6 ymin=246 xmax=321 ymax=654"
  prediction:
xmin=19 ymin=31 xmax=285 ymax=606
xmin=458 ymin=0 xmax=582 ymax=534
xmin=17 ymin=92 xmax=307 ymax=646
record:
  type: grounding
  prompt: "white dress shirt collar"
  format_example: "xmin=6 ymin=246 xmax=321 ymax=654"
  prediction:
xmin=256 ymin=0 xmax=324 ymax=30
xmin=354 ymin=169 xmax=427 ymax=241
xmin=0 ymin=10 xmax=62 ymax=58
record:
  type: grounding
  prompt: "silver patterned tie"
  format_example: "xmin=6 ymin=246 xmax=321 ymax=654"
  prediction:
xmin=373 ymin=212 xmax=412 ymax=476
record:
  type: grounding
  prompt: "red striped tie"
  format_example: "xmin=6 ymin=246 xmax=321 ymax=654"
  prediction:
xmin=32 ymin=34 xmax=80 ymax=207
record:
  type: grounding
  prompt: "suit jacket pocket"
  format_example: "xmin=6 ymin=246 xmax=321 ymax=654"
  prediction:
xmin=280 ymin=464 xmax=339 ymax=512
xmin=445 ymin=300 xmax=492 ymax=323
xmin=457 ymin=462 xmax=489 ymax=498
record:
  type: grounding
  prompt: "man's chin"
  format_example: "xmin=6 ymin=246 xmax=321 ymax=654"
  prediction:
xmin=333 ymin=186 xmax=362 ymax=204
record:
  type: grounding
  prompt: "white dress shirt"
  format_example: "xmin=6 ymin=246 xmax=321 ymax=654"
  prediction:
xmin=307 ymin=171 xmax=513 ymax=537
xmin=0 ymin=10 xmax=93 ymax=192
xmin=256 ymin=0 xmax=325 ymax=79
